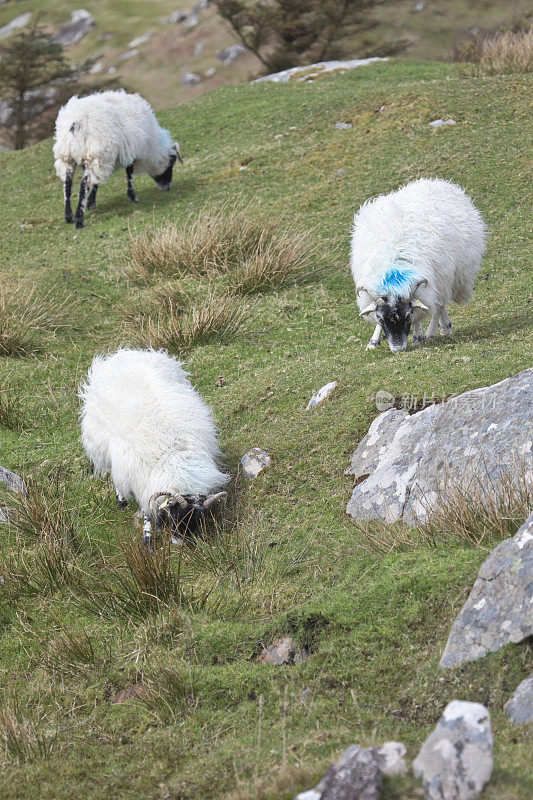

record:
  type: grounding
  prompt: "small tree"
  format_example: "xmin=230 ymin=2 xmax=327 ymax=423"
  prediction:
xmin=213 ymin=0 xmax=378 ymax=73
xmin=0 ymin=25 xmax=74 ymax=149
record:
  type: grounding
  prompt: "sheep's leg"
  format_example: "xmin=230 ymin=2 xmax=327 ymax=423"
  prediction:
xmin=126 ymin=164 xmax=139 ymax=203
xmin=87 ymin=183 xmax=98 ymax=210
xmin=412 ymin=321 xmax=425 ymax=345
xmin=425 ymin=306 xmax=441 ymax=339
xmin=439 ymin=306 xmax=453 ymax=336
xmin=115 ymin=490 xmax=128 ymax=509
xmin=366 ymin=324 xmax=382 ymax=350
xmin=74 ymin=171 xmax=91 ymax=229
xmin=142 ymin=513 xmax=153 ymax=551
xmin=64 ymin=168 xmax=74 ymax=223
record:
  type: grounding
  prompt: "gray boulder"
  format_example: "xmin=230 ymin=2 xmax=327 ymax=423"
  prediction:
xmin=504 ymin=673 xmax=533 ymax=725
xmin=0 ymin=12 xmax=31 ymax=40
xmin=346 ymin=368 xmax=533 ymax=525
xmin=413 ymin=701 xmax=493 ymax=800
xmin=241 ymin=447 xmax=271 ymax=479
xmin=216 ymin=44 xmax=246 ymax=64
xmin=258 ymin=637 xmax=307 ymax=665
xmin=53 ymin=10 xmax=94 ymax=47
xmin=440 ymin=511 xmax=533 ymax=668
xmin=296 ymin=745 xmax=382 ymax=800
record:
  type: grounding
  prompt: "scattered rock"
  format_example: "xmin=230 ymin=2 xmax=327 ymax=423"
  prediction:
xmin=205 ymin=66 xmax=216 ymax=77
xmin=0 ymin=12 xmax=31 ymax=40
xmin=258 ymin=637 xmax=307 ymax=665
xmin=107 ymin=66 xmax=117 ymax=75
xmin=216 ymin=43 xmax=246 ymax=64
xmin=0 ymin=86 xmax=59 ymax=127
xmin=414 ymin=1 xmax=426 ymax=11
xmin=180 ymin=70 xmax=201 ymax=85
xmin=53 ymin=9 xmax=94 ymax=48
xmin=346 ymin=368 xmax=533 ymax=525
xmin=241 ymin=447 xmax=271 ymax=479
xmin=306 ymin=381 xmax=337 ymax=410
xmin=194 ymin=41 xmax=204 ymax=56
xmin=255 ymin=57 xmax=387 ymax=84
xmin=335 ymin=122 xmax=352 ymax=130
xmin=440 ymin=510 xmax=533 ymax=668
xmin=504 ymin=673 xmax=533 ymax=725
xmin=373 ymin=742 xmax=407 ymax=777
xmin=296 ymin=745 xmax=382 ymax=800
xmin=192 ymin=0 xmax=211 ymax=10
xmin=118 ymin=48 xmax=138 ymax=60
xmin=184 ymin=13 xmax=199 ymax=29
xmin=169 ymin=10 xmax=188 ymax=24
xmin=128 ymin=32 xmax=152 ymax=48
xmin=110 ymin=682 xmax=146 ymax=704
xmin=0 ymin=464 xmax=27 ymax=495
xmin=413 ymin=700 xmax=493 ymax=800
xmin=88 ymin=60 xmax=104 ymax=74
xmin=428 ymin=118 xmax=456 ymax=127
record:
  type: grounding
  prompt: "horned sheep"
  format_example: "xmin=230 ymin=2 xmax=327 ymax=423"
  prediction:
xmin=53 ymin=90 xmax=183 ymax=228
xmin=79 ymin=349 xmax=229 ymax=548
xmin=350 ymin=178 xmax=487 ymax=353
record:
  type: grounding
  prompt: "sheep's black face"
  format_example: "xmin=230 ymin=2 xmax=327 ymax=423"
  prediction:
xmin=153 ymin=152 xmax=177 ymax=191
xmin=166 ymin=496 xmax=209 ymax=535
xmin=375 ymin=298 xmax=412 ymax=353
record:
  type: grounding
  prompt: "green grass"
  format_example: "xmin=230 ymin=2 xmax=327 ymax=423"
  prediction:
xmin=0 ymin=59 xmax=532 ymax=799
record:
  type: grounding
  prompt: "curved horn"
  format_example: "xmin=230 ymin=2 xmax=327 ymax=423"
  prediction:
xmin=202 ymin=491 xmax=228 ymax=510
xmin=357 ymin=285 xmax=381 ymax=301
xmin=409 ymin=278 xmax=428 ymax=299
xmin=168 ymin=491 xmax=189 ymax=510
xmin=149 ymin=492 xmax=171 ymax=513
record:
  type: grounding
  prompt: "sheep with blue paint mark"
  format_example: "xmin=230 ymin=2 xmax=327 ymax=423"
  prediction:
xmin=350 ymin=178 xmax=486 ymax=353
xmin=53 ymin=90 xmax=183 ymax=229
xmin=79 ymin=349 xmax=229 ymax=549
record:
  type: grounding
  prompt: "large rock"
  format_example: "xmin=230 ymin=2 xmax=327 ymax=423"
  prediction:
xmin=504 ymin=673 xmax=533 ymax=725
xmin=216 ymin=44 xmax=246 ymax=64
xmin=53 ymin=10 xmax=94 ymax=47
xmin=296 ymin=745 xmax=382 ymax=800
xmin=413 ymin=701 xmax=493 ymax=800
xmin=346 ymin=369 xmax=533 ymax=525
xmin=440 ymin=511 xmax=533 ymax=668
xmin=0 ymin=12 xmax=31 ymax=40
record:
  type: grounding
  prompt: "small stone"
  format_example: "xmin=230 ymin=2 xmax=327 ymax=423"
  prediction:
xmin=241 ymin=447 xmax=271 ymax=479
xmin=306 ymin=381 xmax=337 ymax=410
xmin=335 ymin=122 xmax=352 ymax=129
xmin=184 ymin=13 xmax=199 ymax=29
xmin=118 ymin=48 xmax=139 ymax=60
xmin=107 ymin=66 xmax=117 ymax=74
xmin=169 ymin=10 xmax=188 ymax=23
xmin=193 ymin=41 xmax=204 ymax=57
xmin=128 ymin=32 xmax=152 ymax=48
xmin=88 ymin=60 xmax=103 ymax=74
xmin=413 ymin=700 xmax=493 ymax=800
xmin=428 ymin=118 xmax=456 ymax=127
xmin=216 ymin=43 xmax=246 ymax=64
xmin=414 ymin=1 xmax=425 ymax=11
xmin=259 ymin=636 xmax=307 ymax=665
xmin=180 ymin=71 xmax=201 ymax=86
xmin=504 ymin=673 xmax=533 ymax=725
xmin=205 ymin=67 xmax=216 ymax=77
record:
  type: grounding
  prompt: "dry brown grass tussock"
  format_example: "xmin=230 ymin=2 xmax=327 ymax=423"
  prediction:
xmin=453 ymin=26 xmax=533 ymax=74
xmin=0 ymin=284 xmax=70 ymax=357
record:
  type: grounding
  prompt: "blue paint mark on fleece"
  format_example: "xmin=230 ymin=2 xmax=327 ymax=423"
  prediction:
xmin=374 ymin=264 xmax=420 ymax=297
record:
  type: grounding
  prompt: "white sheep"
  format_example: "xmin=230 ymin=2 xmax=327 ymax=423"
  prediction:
xmin=53 ymin=90 xmax=183 ymax=228
xmin=79 ymin=348 xmax=229 ymax=548
xmin=350 ymin=178 xmax=486 ymax=353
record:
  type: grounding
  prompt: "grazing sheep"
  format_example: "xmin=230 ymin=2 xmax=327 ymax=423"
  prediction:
xmin=350 ymin=178 xmax=486 ymax=353
xmin=79 ymin=349 xmax=229 ymax=548
xmin=53 ymin=90 xmax=183 ymax=229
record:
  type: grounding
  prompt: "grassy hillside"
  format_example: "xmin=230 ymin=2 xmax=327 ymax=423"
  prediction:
xmin=0 ymin=0 xmax=531 ymax=113
xmin=0 ymin=59 xmax=532 ymax=799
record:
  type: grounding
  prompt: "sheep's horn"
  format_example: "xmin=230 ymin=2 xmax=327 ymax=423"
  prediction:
xmin=168 ymin=492 xmax=188 ymax=510
xmin=149 ymin=492 xmax=172 ymax=513
xmin=202 ymin=491 xmax=228 ymax=510
xmin=409 ymin=278 xmax=428 ymax=299
xmin=174 ymin=141 xmax=184 ymax=164
xmin=357 ymin=285 xmax=383 ymax=303
xmin=359 ymin=303 xmax=377 ymax=316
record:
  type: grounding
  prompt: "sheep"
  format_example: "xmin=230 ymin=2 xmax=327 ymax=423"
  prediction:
xmin=350 ymin=178 xmax=487 ymax=353
xmin=79 ymin=348 xmax=229 ymax=549
xmin=53 ymin=90 xmax=183 ymax=229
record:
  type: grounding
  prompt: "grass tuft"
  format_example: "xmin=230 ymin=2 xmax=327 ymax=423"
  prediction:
xmin=126 ymin=292 xmax=251 ymax=352
xmin=452 ymin=26 xmax=533 ymax=74
xmin=125 ymin=205 xmax=321 ymax=292
xmin=0 ymin=384 xmax=24 ymax=430
xmin=0 ymin=284 xmax=69 ymax=357
xmin=0 ymin=705 xmax=57 ymax=764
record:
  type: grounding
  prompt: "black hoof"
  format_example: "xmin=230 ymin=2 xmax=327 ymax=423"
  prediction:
xmin=75 ymin=219 xmax=85 ymax=229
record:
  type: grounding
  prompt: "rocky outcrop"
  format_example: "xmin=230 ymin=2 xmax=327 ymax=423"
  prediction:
xmin=53 ymin=10 xmax=94 ymax=48
xmin=413 ymin=701 xmax=493 ymax=800
xmin=346 ymin=369 xmax=533 ymax=525
xmin=440 ymin=511 xmax=533 ymax=668
xmin=505 ymin=673 xmax=533 ymax=725
xmin=255 ymin=58 xmax=387 ymax=84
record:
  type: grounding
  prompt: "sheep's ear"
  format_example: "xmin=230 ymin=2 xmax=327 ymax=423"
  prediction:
xmin=359 ymin=303 xmax=377 ymax=316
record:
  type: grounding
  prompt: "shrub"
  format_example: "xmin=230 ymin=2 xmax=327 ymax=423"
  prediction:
xmin=452 ymin=26 xmax=533 ymax=74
